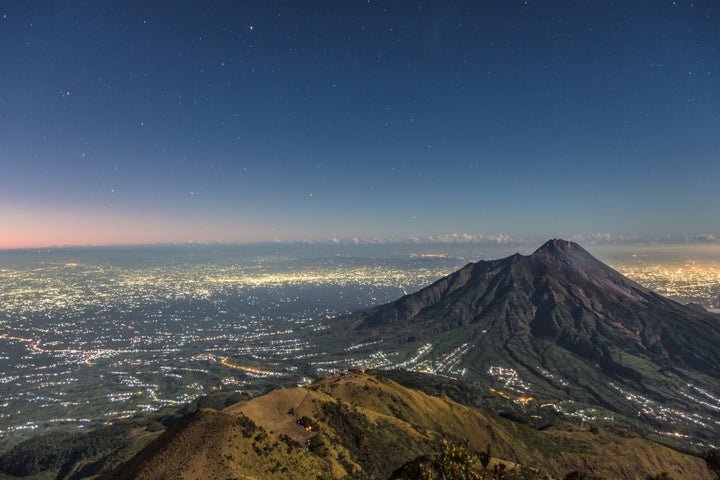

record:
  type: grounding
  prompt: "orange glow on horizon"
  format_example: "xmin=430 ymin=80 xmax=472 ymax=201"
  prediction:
xmin=0 ymin=206 xmax=269 ymax=250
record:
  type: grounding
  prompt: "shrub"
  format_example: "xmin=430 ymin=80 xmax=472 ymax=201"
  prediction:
xmin=704 ymin=448 xmax=720 ymax=480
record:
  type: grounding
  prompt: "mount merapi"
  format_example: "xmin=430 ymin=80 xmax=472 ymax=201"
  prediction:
xmin=342 ymin=239 xmax=720 ymax=448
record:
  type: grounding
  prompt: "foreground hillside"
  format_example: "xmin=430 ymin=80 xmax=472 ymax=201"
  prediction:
xmin=96 ymin=371 xmax=711 ymax=480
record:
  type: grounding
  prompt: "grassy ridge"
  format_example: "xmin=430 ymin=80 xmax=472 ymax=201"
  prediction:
xmin=1 ymin=372 xmax=713 ymax=480
xmin=107 ymin=372 xmax=714 ymax=480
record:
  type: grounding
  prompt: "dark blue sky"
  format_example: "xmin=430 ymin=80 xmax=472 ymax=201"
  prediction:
xmin=2 ymin=1 xmax=718 ymax=248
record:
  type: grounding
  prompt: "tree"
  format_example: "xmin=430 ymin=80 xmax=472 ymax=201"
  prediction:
xmin=646 ymin=473 xmax=673 ymax=480
xmin=562 ymin=472 xmax=604 ymax=480
xmin=477 ymin=444 xmax=491 ymax=478
xmin=704 ymin=448 xmax=720 ymax=480
xmin=420 ymin=439 xmax=481 ymax=480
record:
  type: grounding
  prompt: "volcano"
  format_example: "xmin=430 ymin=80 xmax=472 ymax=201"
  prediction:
xmin=344 ymin=239 xmax=720 ymax=446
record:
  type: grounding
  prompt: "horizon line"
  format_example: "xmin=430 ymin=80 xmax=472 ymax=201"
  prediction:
xmin=2 ymin=233 xmax=720 ymax=253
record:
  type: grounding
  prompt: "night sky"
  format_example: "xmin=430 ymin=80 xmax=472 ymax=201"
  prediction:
xmin=2 ymin=1 xmax=719 ymax=249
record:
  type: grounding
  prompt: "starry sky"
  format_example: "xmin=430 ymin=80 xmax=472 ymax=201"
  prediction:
xmin=1 ymin=1 xmax=719 ymax=249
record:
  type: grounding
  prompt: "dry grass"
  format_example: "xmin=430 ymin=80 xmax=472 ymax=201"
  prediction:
xmin=100 ymin=372 xmax=713 ymax=480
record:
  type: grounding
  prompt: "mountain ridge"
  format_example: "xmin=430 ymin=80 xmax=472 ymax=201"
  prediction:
xmin=97 ymin=372 xmax=713 ymax=480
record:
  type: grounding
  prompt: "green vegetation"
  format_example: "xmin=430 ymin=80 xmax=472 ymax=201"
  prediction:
xmin=646 ymin=473 xmax=675 ymax=480
xmin=182 ymin=391 xmax=250 ymax=413
xmin=235 ymin=413 xmax=259 ymax=438
xmin=394 ymin=439 xmax=554 ymax=480
xmin=419 ymin=439 xmax=481 ymax=480
xmin=704 ymin=448 xmax=720 ymax=479
xmin=319 ymin=398 xmax=428 ymax=478
xmin=0 ymin=424 xmax=132 ymax=478
xmin=562 ymin=472 xmax=603 ymax=480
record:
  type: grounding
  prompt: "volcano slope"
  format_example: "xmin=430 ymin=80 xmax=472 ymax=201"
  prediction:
xmin=340 ymin=239 xmax=720 ymax=450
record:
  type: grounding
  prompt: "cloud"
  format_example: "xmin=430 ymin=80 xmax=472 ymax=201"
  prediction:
xmin=570 ymin=233 xmax=720 ymax=246
xmin=421 ymin=233 xmax=512 ymax=244
xmin=686 ymin=234 xmax=718 ymax=243
xmin=283 ymin=233 xmax=519 ymax=246
xmin=570 ymin=233 xmax=641 ymax=245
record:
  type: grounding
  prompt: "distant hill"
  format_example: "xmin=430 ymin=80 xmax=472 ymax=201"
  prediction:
xmin=93 ymin=372 xmax=711 ymax=480
xmin=340 ymin=239 xmax=720 ymax=449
